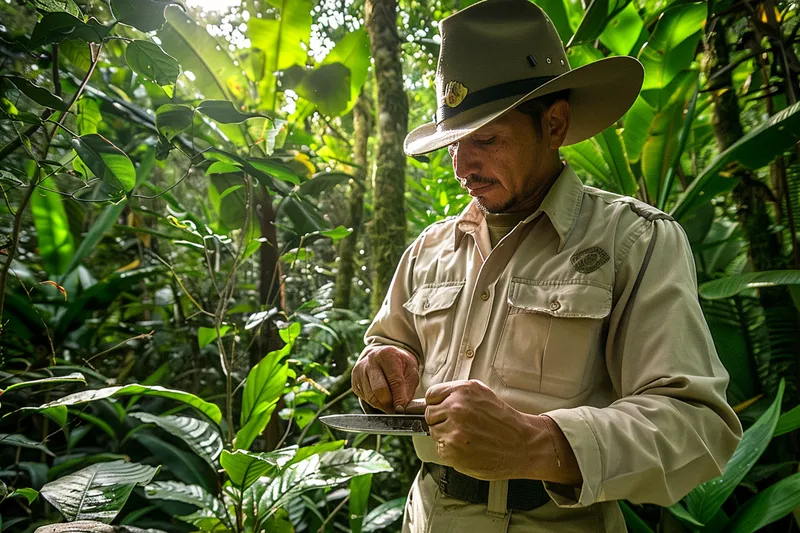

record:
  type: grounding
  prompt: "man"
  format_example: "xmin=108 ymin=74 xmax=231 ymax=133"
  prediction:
xmin=351 ymin=0 xmax=743 ymax=531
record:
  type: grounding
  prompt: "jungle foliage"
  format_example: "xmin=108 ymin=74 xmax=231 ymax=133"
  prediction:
xmin=1 ymin=0 xmax=800 ymax=531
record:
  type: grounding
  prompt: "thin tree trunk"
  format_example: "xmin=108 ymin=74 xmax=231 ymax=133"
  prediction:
xmin=704 ymin=21 xmax=800 ymax=402
xmin=334 ymin=91 xmax=373 ymax=309
xmin=365 ymin=0 xmax=408 ymax=314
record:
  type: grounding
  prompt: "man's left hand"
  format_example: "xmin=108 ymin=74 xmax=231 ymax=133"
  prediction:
xmin=424 ymin=379 xmax=543 ymax=480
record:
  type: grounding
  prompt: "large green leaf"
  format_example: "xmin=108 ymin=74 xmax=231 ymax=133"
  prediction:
xmin=220 ymin=448 xmax=297 ymax=490
xmin=62 ymin=201 xmax=128 ymax=278
xmin=252 ymin=449 xmax=392 ymax=530
xmin=568 ymin=0 xmax=631 ymax=47
xmin=620 ymin=501 xmax=655 ymax=532
xmin=144 ymin=481 xmax=231 ymax=528
xmin=197 ymin=100 xmax=265 ymax=123
xmin=699 ymin=271 xmax=800 ymax=300
xmin=76 ymin=98 xmax=102 ymax=135
xmin=32 ymin=0 xmax=82 ymax=17
xmin=112 ymin=0 xmax=175 ymax=32
xmin=598 ymin=3 xmax=644 ymax=55
xmin=72 ymin=134 xmax=136 ymax=193
xmin=154 ymin=104 xmax=194 ymax=140
xmin=640 ymin=103 xmax=684 ymax=202
xmin=724 ymin=472 xmax=800 ymax=532
xmin=774 ymin=404 xmax=800 ymax=437
xmin=672 ymin=101 xmax=800 ymax=221
xmin=622 ymin=95 xmax=655 ymax=164
xmin=159 ymin=6 xmax=247 ymax=102
xmin=637 ymin=3 xmax=705 ymax=94
xmin=349 ymin=474 xmax=372 ymax=533
xmin=29 ymin=13 xmax=110 ymax=48
xmin=1 ymin=76 xmax=69 ymax=111
xmin=361 ymin=497 xmax=405 ymax=532
xmin=31 ymin=186 xmax=75 ymax=276
xmin=133 ymin=433 xmax=213 ymax=491
xmin=533 ymin=0 xmax=573 ymax=44
xmin=294 ymin=63 xmax=352 ymax=117
xmin=0 ymin=373 xmax=85 ymax=395
xmin=236 ymin=343 xmax=291 ymax=450
xmin=40 ymin=461 xmax=158 ymax=523
xmin=129 ymin=413 xmax=222 ymax=466
xmin=674 ymin=380 xmax=785 ymax=525
xmin=297 ymin=171 xmax=351 ymax=197
xmin=35 ymin=384 xmax=222 ymax=423
xmin=0 ymin=434 xmax=55 ymax=456
xmin=595 ymin=127 xmax=638 ymax=196
xmin=125 ymin=40 xmax=180 ymax=95
xmin=320 ymin=29 xmax=371 ymax=113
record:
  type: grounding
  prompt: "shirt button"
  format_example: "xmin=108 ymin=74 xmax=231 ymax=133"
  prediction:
xmin=423 ymin=300 xmax=431 ymax=309
xmin=465 ymin=348 xmax=475 ymax=358
xmin=480 ymin=290 xmax=490 ymax=301
xmin=549 ymin=300 xmax=561 ymax=311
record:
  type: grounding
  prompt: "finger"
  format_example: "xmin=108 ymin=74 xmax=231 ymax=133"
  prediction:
xmin=365 ymin=365 xmax=393 ymax=413
xmin=376 ymin=355 xmax=413 ymax=413
xmin=351 ymin=364 xmax=367 ymax=401
xmin=425 ymin=380 xmax=469 ymax=406
xmin=424 ymin=402 xmax=449 ymax=426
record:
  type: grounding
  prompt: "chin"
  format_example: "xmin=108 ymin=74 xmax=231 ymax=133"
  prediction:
xmin=476 ymin=196 xmax=515 ymax=214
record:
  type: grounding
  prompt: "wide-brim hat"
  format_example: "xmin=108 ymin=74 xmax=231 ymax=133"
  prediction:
xmin=404 ymin=0 xmax=644 ymax=156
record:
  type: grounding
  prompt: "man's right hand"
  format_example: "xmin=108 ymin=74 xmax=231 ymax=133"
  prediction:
xmin=352 ymin=345 xmax=420 ymax=414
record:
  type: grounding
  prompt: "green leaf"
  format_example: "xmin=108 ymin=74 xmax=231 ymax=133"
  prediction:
xmin=637 ymin=3 xmax=705 ymax=93
xmin=724 ymin=472 xmax=800 ymax=532
xmin=143 ymin=481 xmax=231 ymax=528
xmin=598 ymin=3 xmax=644 ymax=55
xmin=236 ymin=344 xmax=291 ymax=450
xmin=31 ymin=186 xmax=75 ymax=276
xmin=125 ymin=40 xmax=180 ymax=93
xmin=247 ymin=158 xmax=301 ymax=186
xmin=10 ymin=488 xmax=39 ymax=504
xmin=76 ymin=98 xmax=102 ymax=136
xmin=62 ymin=201 xmax=128 ymax=278
xmin=48 ymin=454 xmax=129 ymax=480
xmin=595 ymin=127 xmax=638 ymax=196
xmin=35 ymin=384 xmax=222 ymax=424
xmin=319 ymin=225 xmax=353 ymax=244
xmin=533 ymin=0 xmax=573 ymax=44
xmin=29 ymin=13 xmax=110 ymax=49
xmin=320 ymin=29 xmax=370 ymax=112
xmin=112 ymin=0 xmax=175 ymax=32
xmin=1 ymin=76 xmax=68 ymax=111
xmin=197 ymin=100 xmax=265 ymax=123
xmin=32 ymin=0 xmax=82 ymax=17
xmin=159 ymin=6 xmax=247 ymax=102
xmin=1 ymin=372 xmax=85 ymax=395
xmin=197 ymin=325 xmax=231 ymax=349
xmin=0 ymin=434 xmax=55 ymax=456
xmin=220 ymin=448 xmax=297 ymax=490
xmin=133 ymin=433 xmax=213 ymax=490
xmin=40 ymin=461 xmax=159 ymax=523
xmin=622 ymin=95 xmax=655 ymax=164
xmin=285 ymin=440 xmax=345 ymax=466
xmin=129 ymin=413 xmax=222 ymax=466
xmin=640 ymin=103 xmax=684 ymax=202
xmin=678 ymin=380 xmax=785 ymax=524
xmin=361 ymin=497 xmax=406 ymax=532
xmin=295 ymin=63 xmax=351 ymax=117
xmin=349 ymin=474 xmax=372 ymax=533
xmin=298 ymin=171 xmax=350 ymax=197
xmin=699 ymin=271 xmax=800 ymax=300
xmin=672 ymin=100 xmax=800 ymax=221
xmin=155 ymin=104 xmax=194 ymax=141
xmin=568 ymin=0 xmax=631 ymax=47
xmin=619 ymin=501 xmax=655 ymax=532
xmin=72 ymin=134 xmax=136 ymax=193
xmin=774 ymin=404 xmax=800 ymax=437
xmin=252 ymin=449 xmax=392 ymax=529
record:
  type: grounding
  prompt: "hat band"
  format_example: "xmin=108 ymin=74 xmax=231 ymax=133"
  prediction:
xmin=436 ymin=75 xmax=558 ymax=125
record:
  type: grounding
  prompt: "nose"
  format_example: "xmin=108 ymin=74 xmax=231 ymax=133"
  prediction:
xmin=451 ymin=141 xmax=481 ymax=181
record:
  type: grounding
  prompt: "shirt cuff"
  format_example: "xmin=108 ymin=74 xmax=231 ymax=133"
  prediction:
xmin=541 ymin=408 xmax=603 ymax=508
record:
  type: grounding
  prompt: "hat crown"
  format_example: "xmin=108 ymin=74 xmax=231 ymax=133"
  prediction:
xmin=436 ymin=0 xmax=570 ymax=110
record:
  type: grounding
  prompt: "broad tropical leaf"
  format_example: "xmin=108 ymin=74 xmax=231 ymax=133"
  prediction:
xmin=774 ymin=404 xmax=800 ymax=437
xmin=129 ymin=413 xmax=223 ymax=466
xmin=674 ymin=380 xmax=785 ymax=524
xmin=699 ymin=271 xmax=800 ymax=300
xmin=112 ymin=0 xmax=176 ymax=32
xmin=31 ymin=186 xmax=75 ymax=276
xmin=40 ymin=461 xmax=159 ymax=523
xmin=0 ymin=434 xmax=55 ymax=456
xmin=29 ymin=13 xmax=109 ymax=48
xmin=568 ymin=0 xmax=632 ymax=47
xmin=0 ymin=372 xmax=85 ymax=395
xmin=35 ymin=384 xmax=222 ymax=423
xmin=1 ymin=76 xmax=69 ymax=111
xmin=72 ymin=134 xmax=136 ymax=193
xmin=236 ymin=343 xmax=291 ymax=450
xmin=361 ymin=497 xmax=406 ymax=532
xmin=220 ymin=448 xmax=297 ymax=490
xmin=125 ymin=40 xmax=180 ymax=95
xmin=724 ymin=472 xmax=800 ymax=532
xmin=349 ymin=474 xmax=372 ymax=533
xmin=144 ymin=481 xmax=231 ymax=528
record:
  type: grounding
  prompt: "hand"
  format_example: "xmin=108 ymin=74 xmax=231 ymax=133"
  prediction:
xmin=352 ymin=345 xmax=420 ymax=413
xmin=425 ymin=379 xmax=548 ymax=480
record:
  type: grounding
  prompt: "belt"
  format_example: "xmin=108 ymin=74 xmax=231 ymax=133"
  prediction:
xmin=422 ymin=463 xmax=550 ymax=512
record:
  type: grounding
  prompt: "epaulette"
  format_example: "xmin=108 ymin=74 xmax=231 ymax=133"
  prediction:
xmin=613 ymin=197 xmax=675 ymax=222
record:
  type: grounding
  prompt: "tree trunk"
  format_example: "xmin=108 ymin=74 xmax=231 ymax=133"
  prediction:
xmin=334 ymin=90 xmax=373 ymax=309
xmin=704 ymin=21 xmax=800 ymax=402
xmin=365 ymin=0 xmax=409 ymax=314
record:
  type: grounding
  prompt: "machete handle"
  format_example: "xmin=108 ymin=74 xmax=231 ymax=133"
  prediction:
xmin=404 ymin=398 xmax=427 ymax=414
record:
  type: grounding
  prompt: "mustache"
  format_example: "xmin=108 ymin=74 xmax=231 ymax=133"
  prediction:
xmin=458 ymin=175 xmax=497 ymax=188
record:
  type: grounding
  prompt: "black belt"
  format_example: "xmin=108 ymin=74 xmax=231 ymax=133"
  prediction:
xmin=422 ymin=463 xmax=550 ymax=512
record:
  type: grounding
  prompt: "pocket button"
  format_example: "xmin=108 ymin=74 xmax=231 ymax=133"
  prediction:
xmin=423 ymin=300 xmax=431 ymax=309
xmin=465 ymin=348 xmax=475 ymax=358
xmin=480 ymin=290 xmax=490 ymax=301
xmin=549 ymin=300 xmax=561 ymax=311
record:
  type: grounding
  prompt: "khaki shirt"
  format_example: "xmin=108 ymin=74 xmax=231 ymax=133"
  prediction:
xmin=362 ymin=162 xmax=743 ymax=532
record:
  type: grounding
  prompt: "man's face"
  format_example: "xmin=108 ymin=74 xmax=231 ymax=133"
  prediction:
xmin=448 ymin=107 xmax=560 ymax=214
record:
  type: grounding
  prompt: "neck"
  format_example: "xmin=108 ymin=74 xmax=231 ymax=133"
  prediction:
xmin=499 ymin=159 xmax=564 ymax=214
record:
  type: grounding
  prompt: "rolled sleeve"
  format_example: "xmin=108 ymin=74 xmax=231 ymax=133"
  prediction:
xmin=543 ymin=218 xmax=743 ymax=508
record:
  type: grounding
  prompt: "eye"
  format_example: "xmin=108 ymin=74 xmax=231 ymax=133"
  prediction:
xmin=476 ymin=136 xmax=496 ymax=145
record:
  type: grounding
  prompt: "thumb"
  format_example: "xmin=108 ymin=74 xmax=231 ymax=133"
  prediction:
xmin=377 ymin=357 xmax=413 ymax=414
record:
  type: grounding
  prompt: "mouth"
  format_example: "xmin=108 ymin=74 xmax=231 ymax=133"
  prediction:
xmin=466 ymin=183 xmax=495 ymax=197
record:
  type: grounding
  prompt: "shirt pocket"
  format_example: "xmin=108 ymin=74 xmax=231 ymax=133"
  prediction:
xmin=403 ymin=282 xmax=464 ymax=375
xmin=491 ymin=279 xmax=611 ymax=399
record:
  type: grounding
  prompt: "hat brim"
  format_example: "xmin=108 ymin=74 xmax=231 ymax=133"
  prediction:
xmin=404 ymin=56 xmax=644 ymax=156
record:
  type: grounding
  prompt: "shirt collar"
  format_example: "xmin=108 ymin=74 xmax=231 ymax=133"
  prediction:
xmin=453 ymin=161 xmax=583 ymax=253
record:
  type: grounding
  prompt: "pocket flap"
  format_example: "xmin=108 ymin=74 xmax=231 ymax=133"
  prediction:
xmin=508 ymin=280 xmax=611 ymax=319
xmin=404 ymin=283 xmax=464 ymax=316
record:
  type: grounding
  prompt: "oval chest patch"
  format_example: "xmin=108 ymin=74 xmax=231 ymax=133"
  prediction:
xmin=570 ymin=247 xmax=610 ymax=274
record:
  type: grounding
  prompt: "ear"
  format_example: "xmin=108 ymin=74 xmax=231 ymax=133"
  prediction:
xmin=546 ymin=100 xmax=571 ymax=150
